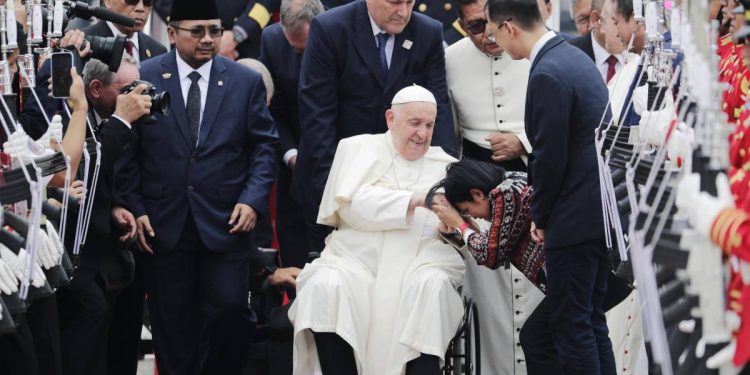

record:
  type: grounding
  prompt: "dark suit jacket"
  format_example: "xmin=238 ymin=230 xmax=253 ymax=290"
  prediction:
xmin=66 ymin=114 xmax=139 ymax=291
xmin=82 ymin=21 xmax=168 ymax=62
xmin=123 ymin=50 xmax=278 ymax=254
xmin=293 ymin=0 xmax=457 ymax=216
xmin=525 ymin=35 xmax=610 ymax=248
xmin=568 ymin=33 xmax=595 ymax=61
xmin=259 ymin=23 xmax=301 ymax=158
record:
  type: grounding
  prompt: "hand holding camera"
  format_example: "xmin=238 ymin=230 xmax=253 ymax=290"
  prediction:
xmin=114 ymin=83 xmax=152 ymax=124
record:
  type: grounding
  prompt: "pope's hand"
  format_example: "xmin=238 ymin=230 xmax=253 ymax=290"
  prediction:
xmin=430 ymin=197 xmax=464 ymax=229
xmin=229 ymin=203 xmax=257 ymax=233
xmin=136 ymin=215 xmax=155 ymax=254
xmin=267 ymin=267 xmax=301 ymax=288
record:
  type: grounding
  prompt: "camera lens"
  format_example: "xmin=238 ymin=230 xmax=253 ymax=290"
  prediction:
xmin=83 ymin=35 xmax=126 ymax=72
xmin=152 ymin=91 xmax=170 ymax=117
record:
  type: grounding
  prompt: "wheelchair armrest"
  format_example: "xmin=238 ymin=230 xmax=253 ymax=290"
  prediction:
xmin=307 ymin=251 xmax=321 ymax=263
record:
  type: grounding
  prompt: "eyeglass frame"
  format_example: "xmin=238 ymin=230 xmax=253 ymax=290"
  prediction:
xmin=487 ymin=17 xmax=513 ymax=43
xmin=123 ymin=0 xmax=154 ymax=6
xmin=171 ymin=25 xmax=225 ymax=39
xmin=460 ymin=18 xmax=488 ymax=35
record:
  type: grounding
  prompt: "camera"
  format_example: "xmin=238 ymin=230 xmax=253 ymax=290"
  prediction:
xmin=83 ymin=35 xmax=126 ymax=73
xmin=120 ymin=80 xmax=171 ymax=122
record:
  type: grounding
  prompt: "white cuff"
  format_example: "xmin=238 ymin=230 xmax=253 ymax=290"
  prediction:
xmin=283 ymin=149 xmax=298 ymax=166
xmin=111 ymin=114 xmax=132 ymax=129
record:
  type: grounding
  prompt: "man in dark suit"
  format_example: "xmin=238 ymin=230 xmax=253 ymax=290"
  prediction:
xmin=258 ymin=0 xmax=324 ymax=270
xmin=486 ymin=0 xmax=615 ymax=373
xmin=121 ymin=1 xmax=296 ymax=373
xmin=294 ymin=0 xmax=457 ymax=252
xmin=82 ymin=0 xmax=167 ymax=64
xmin=55 ymin=56 xmax=153 ymax=375
xmin=568 ymin=0 xmax=624 ymax=83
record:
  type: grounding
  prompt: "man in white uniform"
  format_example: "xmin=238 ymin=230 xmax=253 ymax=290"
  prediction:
xmin=445 ymin=1 xmax=544 ymax=373
xmin=289 ymin=85 xmax=466 ymax=375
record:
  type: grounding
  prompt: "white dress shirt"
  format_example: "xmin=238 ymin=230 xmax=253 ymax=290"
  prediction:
xmin=106 ymin=22 xmax=140 ymax=62
xmin=175 ymin=52 xmax=212 ymax=143
xmin=529 ymin=30 xmax=557 ymax=65
xmin=445 ymin=38 xmax=532 ymax=156
xmin=591 ymin=31 xmax=624 ymax=83
xmin=94 ymin=110 xmax=131 ymax=129
xmin=369 ymin=15 xmax=394 ymax=68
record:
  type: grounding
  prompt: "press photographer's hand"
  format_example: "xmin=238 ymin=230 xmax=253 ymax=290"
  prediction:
xmin=59 ymin=30 xmax=91 ymax=58
xmin=114 ymin=84 xmax=152 ymax=124
xmin=65 ymin=67 xmax=87 ymax=112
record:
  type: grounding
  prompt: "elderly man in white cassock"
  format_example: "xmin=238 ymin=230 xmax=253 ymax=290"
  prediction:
xmin=289 ymin=85 xmax=466 ymax=375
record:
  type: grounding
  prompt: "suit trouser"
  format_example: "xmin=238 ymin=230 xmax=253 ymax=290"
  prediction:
xmin=57 ymin=277 xmax=119 ymax=375
xmin=107 ymin=251 xmax=146 ymax=375
xmin=520 ymin=297 xmax=563 ymax=374
xmin=144 ymin=215 xmax=253 ymax=375
xmin=0 ymin=316 xmax=40 ymax=375
xmin=276 ymin=165 xmax=310 ymax=270
xmin=544 ymin=240 xmax=616 ymax=375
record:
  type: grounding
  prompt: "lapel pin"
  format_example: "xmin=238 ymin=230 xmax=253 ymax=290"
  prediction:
xmin=403 ymin=40 xmax=413 ymax=50
xmin=146 ymin=49 xmax=152 ymax=58
xmin=162 ymin=72 xmax=172 ymax=79
xmin=218 ymin=80 xmax=224 ymax=86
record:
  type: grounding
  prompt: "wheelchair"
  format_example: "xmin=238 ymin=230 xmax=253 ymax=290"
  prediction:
xmin=443 ymin=292 xmax=481 ymax=375
xmin=259 ymin=251 xmax=482 ymax=375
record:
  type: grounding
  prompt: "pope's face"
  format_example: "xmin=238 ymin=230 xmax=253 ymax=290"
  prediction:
xmin=367 ymin=0 xmax=414 ymax=35
xmin=386 ymin=102 xmax=436 ymax=160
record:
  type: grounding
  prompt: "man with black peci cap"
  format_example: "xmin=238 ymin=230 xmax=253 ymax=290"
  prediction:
xmin=119 ymin=0 xmax=298 ymax=373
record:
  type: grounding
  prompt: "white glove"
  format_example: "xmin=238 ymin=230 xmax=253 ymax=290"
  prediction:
xmin=45 ymin=225 xmax=65 ymax=260
xmin=0 ymin=256 xmax=18 ymax=295
xmin=0 ymin=246 xmax=45 ymax=288
xmin=41 ymin=229 xmax=61 ymax=268
xmin=666 ymin=125 xmax=694 ymax=163
xmin=676 ymin=173 xmax=734 ymax=237
xmin=706 ymin=340 xmax=737 ymax=370
xmin=49 ymin=114 xmax=64 ymax=145
xmin=26 ymin=249 xmax=46 ymax=288
xmin=0 ymin=244 xmax=26 ymax=282
xmin=638 ymin=108 xmax=674 ymax=146
xmin=632 ymin=83 xmax=650 ymax=115
xmin=3 ymin=127 xmax=31 ymax=160
xmin=35 ymin=230 xmax=57 ymax=270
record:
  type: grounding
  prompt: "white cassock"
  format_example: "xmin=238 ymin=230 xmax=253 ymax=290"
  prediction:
xmin=605 ymin=51 xmax=650 ymax=375
xmin=289 ymin=131 xmax=466 ymax=375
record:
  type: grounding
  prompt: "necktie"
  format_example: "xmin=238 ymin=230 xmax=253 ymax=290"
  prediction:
xmin=377 ymin=32 xmax=389 ymax=73
xmin=187 ymin=71 xmax=201 ymax=147
xmin=125 ymin=40 xmax=135 ymax=57
xmin=605 ymin=55 xmax=618 ymax=83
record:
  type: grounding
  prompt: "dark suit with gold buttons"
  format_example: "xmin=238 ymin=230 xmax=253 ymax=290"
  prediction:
xmin=414 ymin=0 xmax=465 ymax=45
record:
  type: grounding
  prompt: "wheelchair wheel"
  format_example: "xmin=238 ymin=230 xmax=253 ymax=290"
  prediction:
xmin=443 ymin=297 xmax=481 ymax=375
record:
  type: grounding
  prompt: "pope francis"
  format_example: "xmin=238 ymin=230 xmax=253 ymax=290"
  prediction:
xmin=288 ymin=85 xmax=466 ymax=375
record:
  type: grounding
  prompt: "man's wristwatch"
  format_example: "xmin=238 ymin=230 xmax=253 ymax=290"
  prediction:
xmin=232 ymin=26 xmax=248 ymax=44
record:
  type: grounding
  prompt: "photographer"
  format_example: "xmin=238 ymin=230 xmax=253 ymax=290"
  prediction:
xmin=56 ymin=55 xmax=152 ymax=375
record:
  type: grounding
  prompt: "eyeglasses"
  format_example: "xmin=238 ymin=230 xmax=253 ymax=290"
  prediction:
xmin=461 ymin=19 xmax=488 ymax=35
xmin=171 ymin=25 xmax=224 ymax=39
xmin=124 ymin=0 xmax=153 ymax=6
xmin=487 ymin=32 xmax=496 ymax=43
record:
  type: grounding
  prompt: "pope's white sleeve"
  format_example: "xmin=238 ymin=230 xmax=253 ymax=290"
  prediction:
xmin=337 ymin=184 xmax=414 ymax=231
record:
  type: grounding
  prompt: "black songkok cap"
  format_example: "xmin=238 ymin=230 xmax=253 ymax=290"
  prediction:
xmin=169 ymin=0 xmax=220 ymax=22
